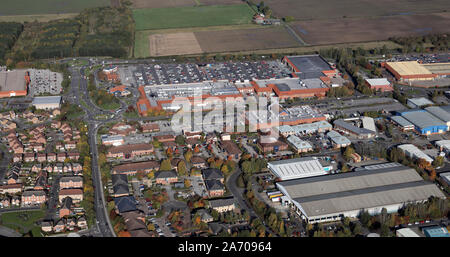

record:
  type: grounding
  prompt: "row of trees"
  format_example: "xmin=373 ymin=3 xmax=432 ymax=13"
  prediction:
xmin=390 ymin=34 xmax=450 ymax=53
xmin=0 ymin=22 xmax=23 ymax=64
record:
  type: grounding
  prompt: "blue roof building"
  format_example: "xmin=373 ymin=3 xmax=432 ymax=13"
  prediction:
xmin=422 ymin=226 xmax=450 ymax=237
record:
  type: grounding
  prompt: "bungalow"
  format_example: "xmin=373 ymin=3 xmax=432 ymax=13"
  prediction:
xmin=155 ymin=170 xmax=178 ymax=185
xmin=59 ymin=188 xmax=83 ymax=203
xmin=21 ymin=190 xmax=46 ymax=206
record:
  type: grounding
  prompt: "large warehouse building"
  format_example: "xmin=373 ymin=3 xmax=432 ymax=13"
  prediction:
xmin=0 ymin=69 xmax=29 ymax=98
xmin=385 ymin=61 xmax=437 ymax=81
xmin=282 ymin=55 xmax=337 ymax=79
xmin=396 ymin=109 xmax=448 ymax=135
xmin=276 ymin=162 xmax=445 ymax=224
xmin=268 ymin=157 xmax=330 ymax=181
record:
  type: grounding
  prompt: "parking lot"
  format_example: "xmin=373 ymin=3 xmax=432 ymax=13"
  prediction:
xmin=126 ymin=60 xmax=292 ymax=87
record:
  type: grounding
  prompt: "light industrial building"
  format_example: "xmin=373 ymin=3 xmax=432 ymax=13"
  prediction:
xmin=390 ymin=116 xmax=415 ymax=131
xmin=32 ymin=96 xmax=61 ymax=110
xmin=276 ymin=163 xmax=445 ymax=224
xmin=435 ymin=140 xmax=450 ymax=153
xmin=439 ymin=172 xmax=450 ymax=186
xmin=333 ymin=119 xmax=376 ymax=139
xmin=398 ymin=144 xmax=434 ymax=164
xmin=268 ymin=157 xmax=330 ymax=181
xmin=250 ymin=77 xmax=329 ymax=99
xmin=327 ymin=130 xmax=351 ymax=148
xmin=286 ymin=135 xmax=313 ymax=153
xmin=407 ymin=97 xmax=434 ymax=108
xmin=425 ymin=106 xmax=450 ymax=127
xmin=397 ymin=109 xmax=448 ymax=135
xmin=422 ymin=226 xmax=450 ymax=237
xmin=365 ymin=78 xmax=393 ymax=92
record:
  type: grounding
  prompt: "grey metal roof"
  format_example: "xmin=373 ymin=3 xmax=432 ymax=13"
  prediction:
xmin=401 ymin=110 xmax=447 ymax=129
xmin=425 ymin=106 xmax=450 ymax=123
xmin=297 ymin=182 xmax=444 ymax=217
xmin=32 ymin=96 xmax=61 ymax=105
xmin=205 ymin=179 xmax=224 ymax=191
xmin=209 ymin=198 xmax=235 ymax=208
xmin=334 ymin=119 xmax=375 ymax=135
xmin=391 ymin=116 xmax=414 ymax=127
xmin=268 ymin=157 xmax=327 ymax=180
xmin=277 ymin=163 xmax=446 ymax=218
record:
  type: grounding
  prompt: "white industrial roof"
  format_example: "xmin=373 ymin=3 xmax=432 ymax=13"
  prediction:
xmin=287 ymin=135 xmax=313 ymax=150
xmin=268 ymin=157 xmax=327 ymax=181
xmin=408 ymin=97 xmax=434 ymax=107
xmin=398 ymin=144 xmax=433 ymax=163
xmin=327 ymin=130 xmax=351 ymax=145
xmin=391 ymin=116 xmax=414 ymax=127
xmin=361 ymin=116 xmax=377 ymax=133
xmin=396 ymin=228 xmax=421 ymax=237
xmin=365 ymin=78 xmax=390 ymax=86
xmin=435 ymin=140 xmax=450 ymax=150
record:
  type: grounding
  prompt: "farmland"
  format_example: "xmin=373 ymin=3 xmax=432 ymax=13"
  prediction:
xmin=265 ymin=0 xmax=450 ymax=20
xmin=132 ymin=4 xmax=255 ymax=31
xmin=0 ymin=0 xmax=110 ymax=16
xmin=130 ymin=0 xmax=197 ymax=9
xmin=194 ymin=27 xmax=300 ymax=53
xmin=141 ymin=26 xmax=301 ymax=57
xmin=293 ymin=12 xmax=450 ymax=45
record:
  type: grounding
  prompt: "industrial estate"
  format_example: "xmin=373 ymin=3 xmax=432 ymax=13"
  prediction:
xmin=0 ymin=0 xmax=449 ymax=243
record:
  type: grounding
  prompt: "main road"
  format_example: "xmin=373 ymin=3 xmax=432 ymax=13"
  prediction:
xmin=68 ymin=65 xmax=121 ymax=237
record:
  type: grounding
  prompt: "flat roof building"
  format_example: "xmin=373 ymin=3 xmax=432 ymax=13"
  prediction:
xmin=422 ymin=226 xmax=450 ymax=237
xmin=365 ymin=78 xmax=393 ymax=92
xmin=390 ymin=116 xmax=415 ymax=131
xmin=398 ymin=109 xmax=448 ymax=135
xmin=407 ymin=97 xmax=434 ymax=108
xmin=268 ymin=157 xmax=328 ymax=181
xmin=385 ymin=61 xmax=437 ymax=81
xmin=276 ymin=163 xmax=445 ymax=223
xmin=327 ymin=130 xmax=351 ymax=148
xmin=398 ymin=144 xmax=433 ymax=164
xmin=396 ymin=228 xmax=421 ymax=237
xmin=0 ymin=69 xmax=28 ymax=98
xmin=32 ymin=96 xmax=61 ymax=110
xmin=425 ymin=106 xmax=450 ymax=127
xmin=282 ymin=55 xmax=335 ymax=79
xmin=334 ymin=119 xmax=376 ymax=139
xmin=286 ymin=135 xmax=313 ymax=153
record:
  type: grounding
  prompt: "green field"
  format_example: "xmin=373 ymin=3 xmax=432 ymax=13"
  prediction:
xmin=132 ymin=4 xmax=255 ymax=31
xmin=0 ymin=210 xmax=45 ymax=236
xmin=0 ymin=0 xmax=110 ymax=16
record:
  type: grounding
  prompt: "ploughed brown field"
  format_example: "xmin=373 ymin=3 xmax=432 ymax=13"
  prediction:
xmin=199 ymin=0 xmax=244 ymax=5
xmin=131 ymin=0 xmax=196 ymax=9
xmin=265 ymin=0 xmax=450 ymax=20
xmin=148 ymin=32 xmax=203 ymax=56
xmin=194 ymin=27 xmax=300 ymax=53
xmin=292 ymin=12 xmax=450 ymax=45
xmin=147 ymin=27 xmax=301 ymax=56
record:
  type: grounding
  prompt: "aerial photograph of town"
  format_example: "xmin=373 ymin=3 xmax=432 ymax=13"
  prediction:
xmin=0 ymin=0 xmax=449 ymax=253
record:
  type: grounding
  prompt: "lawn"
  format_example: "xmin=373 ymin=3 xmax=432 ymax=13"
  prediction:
xmin=0 ymin=210 xmax=46 ymax=235
xmin=132 ymin=4 xmax=255 ymax=31
xmin=0 ymin=0 xmax=110 ymax=16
